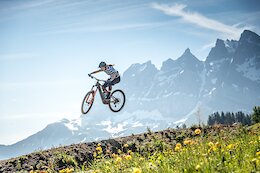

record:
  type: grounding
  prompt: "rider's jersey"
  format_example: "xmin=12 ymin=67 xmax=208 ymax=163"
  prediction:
xmin=104 ymin=65 xmax=119 ymax=78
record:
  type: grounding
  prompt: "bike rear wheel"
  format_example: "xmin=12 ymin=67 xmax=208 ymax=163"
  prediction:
xmin=109 ymin=89 xmax=126 ymax=112
xmin=81 ymin=91 xmax=95 ymax=114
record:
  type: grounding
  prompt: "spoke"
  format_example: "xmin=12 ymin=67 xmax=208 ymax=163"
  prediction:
xmin=109 ymin=90 xmax=125 ymax=112
xmin=82 ymin=92 xmax=94 ymax=113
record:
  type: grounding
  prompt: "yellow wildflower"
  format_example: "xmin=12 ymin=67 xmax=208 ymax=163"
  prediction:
xmin=118 ymin=149 xmax=122 ymax=154
xmin=93 ymin=170 xmax=101 ymax=173
xmin=96 ymin=146 xmax=102 ymax=152
xmin=115 ymin=156 xmax=122 ymax=163
xmin=215 ymin=142 xmax=221 ymax=148
xmin=256 ymin=151 xmax=260 ymax=156
xmin=251 ymin=158 xmax=257 ymax=163
xmin=194 ymin=129 xmax=201 ymax=135
xmin=59 ymin=168 xmax=74 ymax=173
xmin=208 ymin=142 xmax=214 ymax=147
xmin=195 ymin=164 xmax=201 ymax=170
xmin=191 ymin=140 xmax=196 ymax=145
xmin=124 ymin=143 xmax=129 ymax=148
xmin=93 ymin=152 xmax=97 ymax=158
xmin=133 ymin=167 xmax=142 ymax=173
xmin=97 ymin=143 xmax=101 ymax=147
xmin=175 ymin=146 xmax=181 ymax=152
xmin=174 ymin=143 xmax=182 ymax=151
xmin=176 ymin=143 xmax=182 ymax=148
xmin=128 ymin=150 xmax=133 ymax=155
xmin=125 ymin=155 xmax=132 ymax=160
xmin=184 ymin=139 xmax=192 ymax=145
xmin=227 ymin=144 xmax=233 ymax=150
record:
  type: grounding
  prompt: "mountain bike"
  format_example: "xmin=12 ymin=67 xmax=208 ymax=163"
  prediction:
xmin=81 ymin=75 xmax=126 ymax=114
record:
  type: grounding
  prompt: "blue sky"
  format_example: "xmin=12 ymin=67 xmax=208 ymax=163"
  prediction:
xmin=0 ymin=0 xmax=259 ymax=145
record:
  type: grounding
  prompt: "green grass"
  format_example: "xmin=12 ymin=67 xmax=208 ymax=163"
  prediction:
xmin=20 ymin=124 xmax=260 ymax=173
xmin=83 ymin=124 xmax=260 ymax=173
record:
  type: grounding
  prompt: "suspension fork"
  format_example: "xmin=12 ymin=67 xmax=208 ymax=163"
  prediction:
xmin=86 ymin=85 xmax=97 ymax=103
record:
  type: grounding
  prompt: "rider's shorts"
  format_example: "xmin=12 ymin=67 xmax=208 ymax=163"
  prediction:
xmin=103 ymin=76 xmax=120 ymax=88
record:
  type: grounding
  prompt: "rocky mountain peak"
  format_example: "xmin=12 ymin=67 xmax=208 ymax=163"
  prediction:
xmin=160 ymin=58 xmax=175 ymax=71
xmin=239 ymin=30 xmax=260 ymax=44
xmin=215 ymin=39 xmax=225 ymax=48
xmin=224 ymin=39 xmax=238 ymax=53
xmin=206 ymin=39 xmax=229 ymax=63
xmin=123 ymin=60 xmax=158 ymax=78
xmin=178 ymin=48 xmax=199 ymax=62
xmin=183 ymin=48 xmax=191 ymax=55
xmin=161 ymin=49 xmax=201 ymax=72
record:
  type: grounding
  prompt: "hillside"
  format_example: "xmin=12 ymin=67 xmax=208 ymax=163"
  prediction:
xmin=0 ymin=123 xmax=259 ymax=172
xmin=1 ymin=29 xmax=260 ymax=161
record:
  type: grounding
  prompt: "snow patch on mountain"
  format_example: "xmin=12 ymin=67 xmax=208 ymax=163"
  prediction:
xmin=224 ymin=40 xmax=238 ymax=53
xmin=163 ymin=92 xmax=173 ymax=98
xmin=60 ymin=118 xmax=81 ymax=132
xmin=132 ymin=121 xmax=143 ymax=127
xmin=102 ymin=121 xmax=128 ymax=134
xmin=98 ymin=120 xmax=111 ymax=126
xmin=81 ymin=137 xmax=87 ymax=142
xmin=203 ymin=88 xmax=216 ymax=97
xmin=173 ymin=117 xmax=187 ymax=124
xmin=209 ymin=88 xmax=216 ymax=95
xmin=236 ymin=57 xmax=260 ymax=82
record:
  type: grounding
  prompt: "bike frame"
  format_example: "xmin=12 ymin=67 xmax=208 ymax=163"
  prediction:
xmin=88 ymin=76 xmax=108 ymax=104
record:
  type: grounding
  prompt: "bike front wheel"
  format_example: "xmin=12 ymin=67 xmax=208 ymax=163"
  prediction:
xmin=109 ymin=89 xmax=126 ymax=112
xmin=81 ymin=91 xmax=95 ymax=114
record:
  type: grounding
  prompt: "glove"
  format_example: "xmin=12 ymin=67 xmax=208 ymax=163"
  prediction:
xmin=88 ymin=74 xmax=93 ymax=78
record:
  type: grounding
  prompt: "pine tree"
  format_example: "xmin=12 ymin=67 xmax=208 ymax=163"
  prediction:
xmin=220 ymin=112 xmax=225 ymax=124
xmin=207 ymin=111 xmax=253 ymax=126
xmin=246 ymin=114 xmax=252 ymax=125
xmin=224 ymin=112 xmax=229 ymax=125
xmin=207 ymin=115 xmax=212 ymax=125
xmin=231 ymin=112 xmax=235 ymax=124
xmin=252 ymin=106 xmax=260 ymax=124
xmin=215 ymin=112 xmax=221 ymax=124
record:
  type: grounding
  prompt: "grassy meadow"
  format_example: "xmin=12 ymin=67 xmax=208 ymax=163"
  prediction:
xmin=1 ymin=124 xmax=259 ymax=173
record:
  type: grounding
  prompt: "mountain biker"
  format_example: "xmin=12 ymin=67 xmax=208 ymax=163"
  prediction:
xmin=88 ymin=62 xmax=120 ymax=99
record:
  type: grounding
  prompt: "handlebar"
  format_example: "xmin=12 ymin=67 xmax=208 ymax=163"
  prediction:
xmin=88 ymin=74 xmax=106 ymax=82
